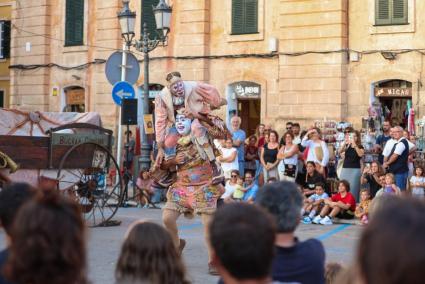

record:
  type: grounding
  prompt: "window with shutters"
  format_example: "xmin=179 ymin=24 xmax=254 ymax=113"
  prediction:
xmin=142 ymin=0 xmax=159 ymax=40
xmin=65 ymin=0 xmax=84 ymax=46
xmin=0 ymin=90 xmax=4 ymax=108
xmin=375 ymin=0 xmax=408 ymax=25
xmin=232 ymin=0 xmax=258 ymax=35
xmin=0 ymin=21 xmax=10 ymax=59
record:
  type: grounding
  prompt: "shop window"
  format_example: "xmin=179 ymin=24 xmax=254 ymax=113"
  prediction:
xmin=0 ymin=21 xmax=10 ymax=59
xmin=231 ymin=0 xmax=258 ymax=35
xmin=64 ymin=87 xmax=85 ymax=113
xmin=0 ymin=90 xmax=4 ymax=108
xmin=142 ymin=0 xmax=159 ymax=40
xmin=65 ymin=0 xmax=84 ymax=46
xmin=375 ymin=0 xmax=408 ymax=25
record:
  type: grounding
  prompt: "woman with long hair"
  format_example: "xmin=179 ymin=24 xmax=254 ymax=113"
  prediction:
xmin=116 ymin=221 xmax=190 ymax=284
xmin=260 ymin=130 xmax=280 ymax=182
xmin=360 ymin=161 xmax=384 ymax=199
xmin=303 ymin=161 xmax=326 ymax=196
xmin=4 ymin=188 xmax=88 ymax=284
xmin=339 ymin=130 xmax=365 ymax=202
xmin=277 ymin=131 xmax=299 ymax=182
xmin=301 ymin=128 xmax=329 ymax=176
xmin=245 ymin=135 xmax=259 ymax=173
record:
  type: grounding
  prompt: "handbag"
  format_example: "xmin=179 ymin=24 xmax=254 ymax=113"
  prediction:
xmin=336 ymin=157 xmax=344 ymax=179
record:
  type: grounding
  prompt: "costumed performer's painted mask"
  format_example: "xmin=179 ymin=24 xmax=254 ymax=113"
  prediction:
xmin=176 ymin=113 xmax=191 ymax=136
xmin=170 ymin=81 xmax=185 ymax=106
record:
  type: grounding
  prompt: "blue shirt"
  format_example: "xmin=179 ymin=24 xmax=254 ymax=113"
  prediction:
xmin=232 ymin=129 xmax=246 ymax=162
xmin=243 ymin=183 xmax=259 ymax=201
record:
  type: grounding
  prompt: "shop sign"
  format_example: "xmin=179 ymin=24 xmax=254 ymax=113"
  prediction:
xmin=230 ymin=81 xmax=261 ymax=99
xmin=375 ymin=87 xmax=412 ymax=97
xmin=66 ymin=89 xmax=85 ymax=105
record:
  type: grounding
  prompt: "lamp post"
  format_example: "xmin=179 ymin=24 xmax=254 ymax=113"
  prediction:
xmin=117 ymin=0 xmax=172 ymax=171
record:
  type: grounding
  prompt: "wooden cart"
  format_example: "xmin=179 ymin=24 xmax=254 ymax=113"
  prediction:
xmin=0 ymin=123 xmax=123 ymax=227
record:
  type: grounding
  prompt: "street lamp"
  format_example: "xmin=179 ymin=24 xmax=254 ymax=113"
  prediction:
xmin=117 ymin=0 xmax=172 ymax=171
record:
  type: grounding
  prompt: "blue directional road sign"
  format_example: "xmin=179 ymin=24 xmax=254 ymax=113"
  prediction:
xmin=112 ymin=81 xmax=136 ymax=106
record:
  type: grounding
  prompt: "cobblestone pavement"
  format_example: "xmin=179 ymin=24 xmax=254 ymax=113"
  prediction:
xmin=0 ymin=207 xmax=362 ymax=284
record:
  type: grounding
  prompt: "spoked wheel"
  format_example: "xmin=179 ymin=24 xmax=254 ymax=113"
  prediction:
xmin=56 ymin=142 xmax=123 ymax=227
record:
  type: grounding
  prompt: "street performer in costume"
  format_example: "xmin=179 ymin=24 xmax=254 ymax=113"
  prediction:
xmin=161 ymin=111 xmax=225 ymax=274
xmin=154 ymin=71 xmax=227 ymax=184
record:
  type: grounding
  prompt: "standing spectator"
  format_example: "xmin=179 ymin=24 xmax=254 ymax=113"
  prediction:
xmin=4 ymin=188 xmax=88 ymax=284
xmin=302 ymin=128 xmax=329 ymax=175
xmin=303 ymin=161 xmax=327 ymax=196
xmin=211 ymin=203 xmax=276 ymax=284
xmin=257 ymin=181 xmax=326 ymax=284
xmin=339 ymin=130 xmax=365 ymax=202
xmin=410 ymin=166 xmax=425 ymax=199
xmin=356 ymin=197 xmax=425 ymax=284
xmin=244 ymin=136 xmax=259 ymax=173
xmin=124 ymin=130 xmax=135 ymax=170
xmin=230 ymin=116 xmax=246 ymax=176
xmin=292 ymin=123 xmax=302 ymax=144
xmin=374 ymin=120 xmax=392 ymax=164
xmin=260 ymin=130 xmax=280 ymax=182
xmin=115 ymin=221 xmax=189 ymax=284
xmin=313 ymin=180 xmax=356 ymax=225
xmin=242 ymin=170 xmax=259 ymax=203
xmin=279 ymin=121 xmax=294 ymax=147
xmin=361 ymin=161 xmax=384 ymax=199
xmin=217 ymin=138 xmax=238 ymax=180
xmin=355 ymin=189 xmax=372 ymax=225
xmin=277 ymin=132 xmax=299 ymax=182
xmin=0 ymin=183 xmax=35 ymax=284
xmin=383 ymin=126 xmax=415 ymax=192
xmin=255 ymin=123 xmax=266 ymax=148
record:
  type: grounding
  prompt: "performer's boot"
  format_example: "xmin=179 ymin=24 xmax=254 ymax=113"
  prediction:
xmin=211 ymin=160 xmax=224 ymax=185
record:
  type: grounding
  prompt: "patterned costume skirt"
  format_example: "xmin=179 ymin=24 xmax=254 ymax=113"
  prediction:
xmin=164 ymin=161 xmax=224 ymax=217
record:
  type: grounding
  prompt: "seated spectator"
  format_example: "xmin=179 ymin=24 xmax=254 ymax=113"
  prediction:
xmin=302 ymin=182 xmax=329 ymax=224
xmin=375 ymin=173 xmax=401 ymax=197
xmin=115 ymin=221 xmax=189 ymax=284
xmin=4 ymin=188 xmax=87 ymax=284
xmin=257 ymin=181 xmax=326 ymax=284
xmin=242 ymin=170 xmax=259 ymax=203
xmin=220 ymin=170 xmax=240 ymax=204
xmin=303 ymin=161 xmax=327 ymax=196
xmin=232 ymin=177 xmax=245 ymax=201
xmin=360 ymin=161 xmax=384 ymax=199
xmin=210 ymin=203 xmax=276 ymax=284
xmin=356 ymin=196 xmax=425 ymax=284
xmin=217 ymin=138 xmax=238 ymax=180
xmin=313 ymin=180 xmax=356 ymax=225
xmin=355 ymin=189 xmax=372 ymax=225
xmin=0 ymin=183 xmax=35 ymax=284
xmin=136 ymin=170 xmax=155 ymax=207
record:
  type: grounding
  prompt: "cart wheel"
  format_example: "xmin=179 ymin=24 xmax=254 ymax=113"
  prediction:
xmin=56 ymin=142 xmax=123 ymax=227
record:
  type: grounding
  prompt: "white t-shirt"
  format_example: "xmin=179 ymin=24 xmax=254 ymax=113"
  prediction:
xmin=383 ymin=138 xmax=415 ymax=157
xmin=220 ymin=147 xmax=239 ymax=173
xmin=221 ymin=181 xmax=238 ymax=199
xmin=410 ymin=176 xmax=425 ymax=196
xmin=301 ymin=138 xmax=329 ymax=167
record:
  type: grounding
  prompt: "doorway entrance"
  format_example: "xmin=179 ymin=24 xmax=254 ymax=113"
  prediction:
xmin=63 ymin=86 xmax=85 ymax=113
xmin=374 ymin=80 xmax=412 ymax=128
xmin=238 ymin=99 xmax=261 ymax=137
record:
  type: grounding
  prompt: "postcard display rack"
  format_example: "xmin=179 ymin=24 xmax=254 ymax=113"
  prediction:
xmin=361 ymin=117 xmax=380 ymax=164
xmin=415 ymin=118 xmax=425 ymax=168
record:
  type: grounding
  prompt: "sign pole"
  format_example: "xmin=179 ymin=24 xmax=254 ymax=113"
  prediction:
xmin=117 ymin=43 xmax=128 ymax=170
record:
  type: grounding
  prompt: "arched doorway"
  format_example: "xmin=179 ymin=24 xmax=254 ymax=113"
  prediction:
xmin=63 ymin=86 xmax=85 ymax=113
xmin=373 ymin=79 xmax=412 ymax=127
xmin=226 ymin=81 xmax=261 ymax=137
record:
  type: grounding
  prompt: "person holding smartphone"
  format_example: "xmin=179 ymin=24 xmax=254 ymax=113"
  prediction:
xmin=338 ymin=130 xmax=364 ymax=202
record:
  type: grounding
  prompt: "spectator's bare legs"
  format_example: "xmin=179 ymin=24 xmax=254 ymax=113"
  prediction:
xmin=201 ymin=213 xmax=214 ymax=263
xmin=162 ymin=209 xmax=182 ymax=249
xmin=320 ymin=204 xmax=341 ymax=218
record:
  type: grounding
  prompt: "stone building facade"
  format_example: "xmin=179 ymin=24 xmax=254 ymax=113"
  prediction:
xmin=8 ymin=0 xmax=425 ymax=136
xmin=0 ymin=0 xmax=11 ymax=108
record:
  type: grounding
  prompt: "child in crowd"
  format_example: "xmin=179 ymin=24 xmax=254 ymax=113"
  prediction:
xmin=232 ymin=177 xmax=245 ymax=201
xmin=136 ymin=170 xmax=154 ymax=207
xmin=376 ymin=173 xmax=400 ymax=197
xmin=355 ymin=189 xmax=371 ymax=225
xmin=302 ymin=183 xmax=329 ymax=224
xmin=410 ymin=166 xmax=425 ymax=199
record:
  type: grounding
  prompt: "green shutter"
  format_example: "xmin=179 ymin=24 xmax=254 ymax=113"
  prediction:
xmin=65 ymin=0 xmax=84 ymax=46
xmin=376 ymin=0 xmax=391 ymax=25
xmin=3 ymin=21 xmax=10 ymax=58
xmin=244 ymin=0 xmax=258 ymax=34
xmin=142 ymin=0 xmax=159 ymax=40
xmin=392 ymin=0 xmax=408 ymax=24
xmin=232 ymin=0 xmax=258 ymax=35
xmin=232 ymin=0 xmax=244 ymax=34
